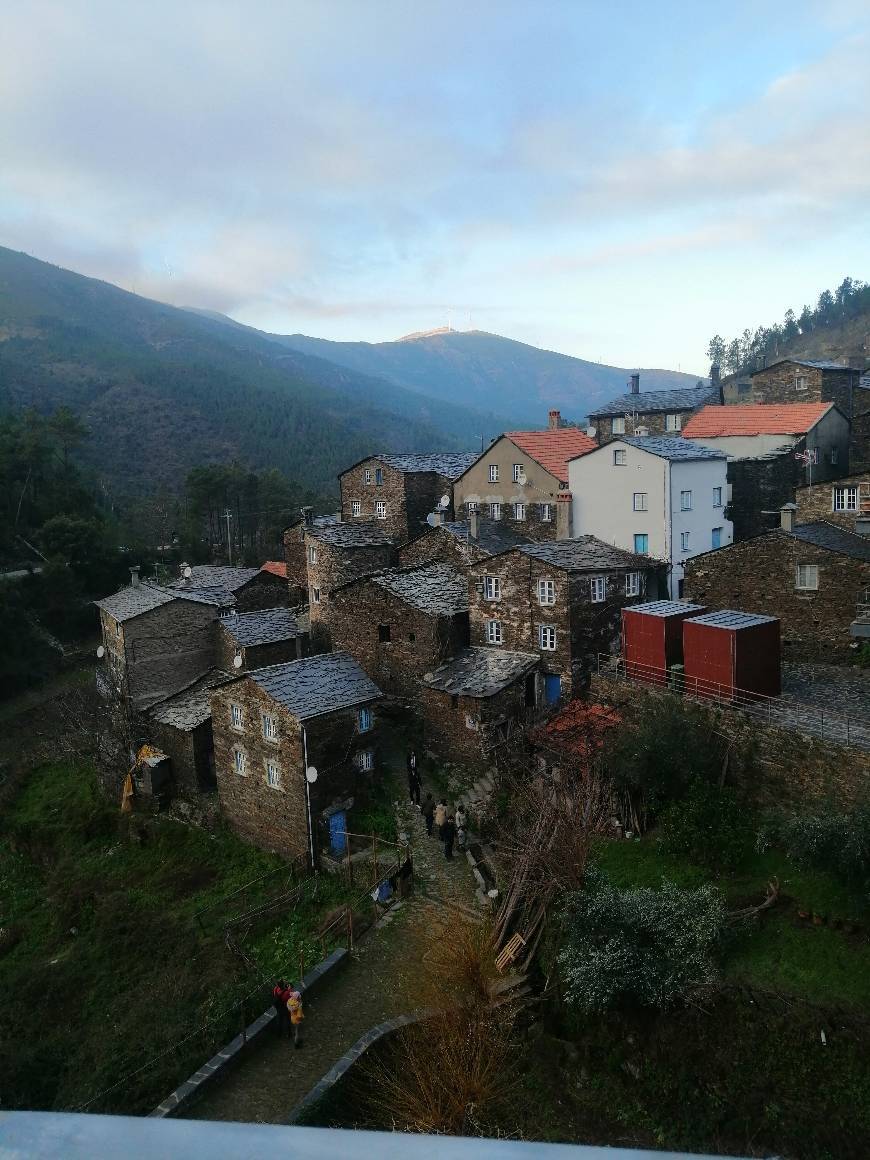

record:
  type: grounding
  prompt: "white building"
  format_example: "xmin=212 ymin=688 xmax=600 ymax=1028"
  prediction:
xmin=567 ymin=436 xmax=733 ymax=598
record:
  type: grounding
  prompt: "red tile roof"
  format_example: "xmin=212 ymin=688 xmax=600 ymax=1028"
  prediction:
xmin=504 ymin=428 xmax=598 ymax=483
xmin=260 ymin=561 xmax=287 ymax=579
xmin=682 ymin=403 xmax=831 ymax=438
xmin=530 ymin=702 xmax=620 ymax=761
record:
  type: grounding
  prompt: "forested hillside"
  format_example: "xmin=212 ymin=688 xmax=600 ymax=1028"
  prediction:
xmin=0 ymin=248 xmax=504 ymax=503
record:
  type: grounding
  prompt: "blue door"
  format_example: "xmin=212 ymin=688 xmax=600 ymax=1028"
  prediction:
xmin=545 ymin=675 xmax=562 ymax=705
xmin=329 ymin=810 xmax=347 ymax=855
xmin=712 ymin=527 xmax=722 ymax=549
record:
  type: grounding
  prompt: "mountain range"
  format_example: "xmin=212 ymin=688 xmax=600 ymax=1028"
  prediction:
xmin=0 ymin=245 xmax=701 ymax=502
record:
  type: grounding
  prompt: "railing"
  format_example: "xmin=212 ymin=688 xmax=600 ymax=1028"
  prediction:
xmin=594 ymin=653 xmax=870 ymax=751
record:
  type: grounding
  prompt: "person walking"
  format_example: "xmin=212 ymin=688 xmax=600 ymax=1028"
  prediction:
xmin=407 ymin=750 xmax=421 ymax=806
xmin=272 ymin=980 xmax=291 ymax=1038
xmin=286 ymin=985 xmax=305 ymax=1048
xmin=442 ymin=814 xmax=457 ymax=860
xmin=455 ymin=805 xmax=467 ymax=850
xmin=421 ymin=792 xmax=435 ymax=837
xmin=434 ymin=798 xmax=447 ymax=840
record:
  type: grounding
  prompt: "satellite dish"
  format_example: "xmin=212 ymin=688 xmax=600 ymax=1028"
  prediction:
xmin=305 ymin=766 xmax=318 ymax=784
xmin=426 ymin=513 xmax=438 ymax=527
xmin=232 ymin=654 xmax=243 ymax=669
xmin=183 ymin=565 xmax=192 ymax=579
xmin=439 ymin=494 xmax=450 ymax=508
xmin=96 ymin=645 xmax=105 ymax=659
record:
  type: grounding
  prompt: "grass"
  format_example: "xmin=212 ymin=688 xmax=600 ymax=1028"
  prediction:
xmin=0 ymin=761 xmax=355 ymax=1114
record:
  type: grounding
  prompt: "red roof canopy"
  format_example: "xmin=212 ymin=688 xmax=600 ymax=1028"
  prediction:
xmin=260 ymin=561 xmax=287 ymax=579
xmin=682 ymin=402 xmax=831 ymax=438
xmin=504 ymin=428 xmax=597 ymax=483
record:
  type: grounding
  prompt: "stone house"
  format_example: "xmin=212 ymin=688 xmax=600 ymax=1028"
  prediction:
xmin=328 ymin=561 xmax=470 ymax=700
xmin=852 ymin=407 xmax=870 ymax=474
xmin=452 ymin=411 xmax=597 ymax=541
xmin=338 ymin=452 xmax=477 ymax=546
xmin=683 ymin=507 xmax=870 ymax=661
xmin=467 ymin=537 xmax=664 ymax=702
xmin=587 ymin=377 xmax=721 ymax=445
xmin=568 ymin=436 xmax=732 ymax=598
xmin=283 ymin=511 xmax=338 ymax=605
xmin=420 ymin=647 xmax=540 ymax=772
xmin=749 ymin=359 xmax=863 ymax=418
xmin=211 ymin=652 xmax=384 ymax=863
xmin=168 ymin=564 xmax=288 ymax=612
xmin=681 ymin=403 xmax=851 ymax=541
xmin=398 ymin=513 xmax=530 ymax=571
xmin=215 ymin=607 xmax=307 ymax=673
xmin=795 ymin=470 xmax=870 ymax=533
xmin=145 ymin=669 xmax=233 ymax=795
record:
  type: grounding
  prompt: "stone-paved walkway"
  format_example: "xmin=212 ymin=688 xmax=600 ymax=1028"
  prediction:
xmin=184 ymin=767 xmax=481 ymax=1124
xmin=765 ymin=662 xmax=870 ymax=751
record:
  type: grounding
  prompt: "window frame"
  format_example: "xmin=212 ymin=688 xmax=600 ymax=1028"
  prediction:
xmin=795 ymin=375 xmax=808 ymax=392
xmin=680 ymin=531 xmax=691 ymax=552
xmin=311 ymin=586 xmax=321 ymax=604
xmin=483 ymin=575 xmax=501 ymax=601
xmin=539 ymin=624 xmax=557 ymax=651
xmin=634 ymin=533 xmax=649 ymax=555
xmin=261 ymin=712 xmax=279 ymax=742
xmin=540 ymin=503 xmax=553 ymax=522
xmin=358 ymin=706 xmax=373 ymax=733
xmin=265 ymin=759 xmax=282 ymax=789
xmin=613 ymin=449 xmax=627 ymax=466
xmin=512 ymin=463 xmax=523 ymax=483
xmin=233 ymin=748 xmax=247 ymax=776
xmin=680 ymin=489 xmax=693 ymax=511
xmin=466 ymin=500 xmax=478 ymax=514
xmin=796 ymin=563 xmax=819 ymax=591
xmin=712 ymin=486 xmax=723 ymax=508
xmin=486 ymin=618 xmax=503 ymax=644
xmin=833 ymin=486 xmax=858 ymax=512
xmin=538 ymin=578 xmax=556 ymax=606
xmin=590 ymin=576 xmax=607 ymax=603
xmin=611 ymin=416 xmax=626 ymax=435
xmin=488 ymin=464 xmax=499 ymax=483
xmin=364 ymin=468 xmax=372 ymax=484
xmin=230 ymin=703 xmax=244 ymax=730
xmin=307 ymin=544 xmax=317 ymax=564
xmin=375 ymin=499 xmax=387 ymax=520
xmin=356 ymin=749 xmax=374 ymax=771
xmin=632 ymin=491 xmax=648 ymax=512
xmin=375 ymin=467 xmax=383 ymax=485
xmin=490 ymin=502 xmax=502 ymax=520
xmin=665 ymin=413 xmax=682 ymax=432
xmin=624 ymin=571 xmax=641 ymax=597
xmin=351 ymin=499 xmax=361 ymax=517
xmin=513 ymin=502 xmax=526 ymax=520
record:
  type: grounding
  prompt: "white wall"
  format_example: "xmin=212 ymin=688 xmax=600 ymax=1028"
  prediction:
xmin=669 ymin=459 xmax=733 ymax=595
xmin=689 ymin=433 xmax=798 ymax=457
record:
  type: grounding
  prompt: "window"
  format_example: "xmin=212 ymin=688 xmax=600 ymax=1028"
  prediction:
xmin=624 ymin=571 xmax=640 ymax=597
xmin=513 ymin=502 xmax=526 ymax=520
xmin=364 ymin=469 xmax=372 ymax=484
xmin=266 ymin=760 xmax=281 ymax=789
xmin=358 ymin=707 xmax=373 ymax=732
xmin=351 ymin=500 xmax=361 ymax=517
xmin=833 ymin=486 xmax=858 ymax=512
xmin=466 ymin=501 xmax=478 ymax=514
xmin=612 ymin=417 xmax=626 ymax=435
xmin=712 ymin=527 xmax=722 ymax=549
xmin=712 ymin=486 xmax=723 ymax=508
xmin=233 ymin=749 xmax=247 ymax=776
xmin=356 ymin=749 xmax=374 ymax=771
xmin=795 ymin=375 xmax=808 ymax=391
xmin=115 ymin=620 xmax=122 ymax=638
xmin=408 ymin=632 xmax=416 ymax=642
xmin=489 ymin=464 xmax=499 ymax=483
xmin=484 ymin=575 xmax=501 ymax=600
xmin=375 ymin=500 xmax=387 ymax=519
xmin=378 ymin=623 xmax=391 ymax=643
xmin=665 ymin=413 xmax=682 ymax=431
xmin=680 ymin=531 xmax=691 ymax=552
xmin=311 ymin=587 xmax=321 ymax=604
xmin=540 ymin=503 xmax=553 ymax=522
xmin=465 ymin=714 xmax=479 ymax=731
xmin=375 ymin=467 xmax=383 ymax=485
xmin=262 ymin=713 xmax=278 ymax=741
xmin=486 ymin=619 xmax=503 ymax=644
xmin=680 ymin=490 xmax=693 ymax=511
xmin=490 ymin=502 xmax=502 ymax=520
xmin=512 ymin=463 xmax=523 ymax=482
xmin=613 ymin=449 xmax=627 ymax=465
xmin=539 ymin=625 xmax=557 ymax=650
xmin=830 ymin=447 xmax=839 ymax=465
xmin=796 ymin=564 xmax=819 ymax=591
xmin=230 ymin=703 xmax=243 ymax=730
xmin=634 ymin=533 xmax=648 ymax=554
xmin=538 ymin=578 xmax=556 ymax=605
xmin=590 ymin=576 xmax=606 ymax=603
xmin=307 ymin=544 xmax=317 ymax=564
xmin=632 ymin=492 xmax=648 ymax=511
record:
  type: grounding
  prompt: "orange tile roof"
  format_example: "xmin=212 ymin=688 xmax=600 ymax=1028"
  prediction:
xmin=260 ymin=561 xmax=287 ymax=579
xmin=682 ymin=403 xmax=831 ymax=438
xmin=504 ymin=428 xmax=598 ymax=483
xmin=530 ymin=702 xmax=620 ymax=761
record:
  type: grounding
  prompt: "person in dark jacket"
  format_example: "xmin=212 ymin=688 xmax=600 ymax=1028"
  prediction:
xmin=421 ymin=793 xmax=435 ymax=836
xmin=272 ymin=980 xmax=290 ymax=1038
xmin=442 ymin=815 xmax=457 ymax=860
xmin=407 ymin=750 xmax=421 ymax=806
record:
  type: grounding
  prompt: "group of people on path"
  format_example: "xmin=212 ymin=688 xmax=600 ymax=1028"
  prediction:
xmin=272 ymin=981 xmax=305 ymax=1046
xmin=407 ymin=749 xmax=466 ymax=860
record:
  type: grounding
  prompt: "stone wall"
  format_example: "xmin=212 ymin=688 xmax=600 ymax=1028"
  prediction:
xmin=114 ymin=601 xmax=218 ymax=709
xmin=339 ymin=457 xmax=436 ymax=545
xmin=398 ymin=528 xmax=477 ymax=570
xmin=684 ymin=532 xmax=870 ymax=661
xmin=307 ymin=538 xmax=395 ymax=625
xmin=215 ymin=625 xmax=301 ymax=673
xmin=235 ymin=573 xmax=290 ymax=612
xmin=453 ymin=437 xmax=562 ymax=539
xmin=590 ymin=673 xmax=870 ymax=810
xmin=145 ymin=717 xmax=214 ymax=795
xmin=750 ymin=363 xmax=859 ymax=416
xmin=728 ymin=449 xmax=801 ymax=541
xmin=851 ymin=411 xmax=870 ymax=474
xmin=420 ymin=680 xmax=530 ymax=772
xmin=795 ymin=470 xmax=870 ymax=530
xmin=283 ymin=525 xmax=309 ymax=605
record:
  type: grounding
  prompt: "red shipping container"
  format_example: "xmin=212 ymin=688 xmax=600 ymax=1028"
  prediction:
xmin=683 ymin=610 xmax=781 ymax=702
xmin=622 ymin=601 xmax=707 ymax=685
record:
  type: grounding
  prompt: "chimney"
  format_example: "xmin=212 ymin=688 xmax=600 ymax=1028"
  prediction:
xmin=469 ymin=508 xmax=479 ymax=541
xmin=431 ymin=509 xmax=444 ymax=527
xmin=301 ymin=506 xmax=314 ymax=528
xmin=548 ymin=409 xmax=561 ymax=430
xmin=130 ymin=566 xmax=141 ymax=589
xmin=710 ymin=364 xmax=721 ymax=387
xmin=780 ymin=503 xmax=797 ymax=533
xmin=629 ymin=373 xmax=640 ymax=395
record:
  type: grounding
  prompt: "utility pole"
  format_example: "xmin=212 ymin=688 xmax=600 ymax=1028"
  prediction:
xmin=225 ymin=509 xmax=233 ymax=565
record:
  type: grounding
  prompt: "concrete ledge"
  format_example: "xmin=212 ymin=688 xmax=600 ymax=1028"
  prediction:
xmin=150 ymin=948 xmax=349 ymax=1118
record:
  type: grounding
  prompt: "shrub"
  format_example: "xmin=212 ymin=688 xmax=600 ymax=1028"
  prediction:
xmin=558 ymin=870 xmax=727 ymax=1012
xmin=659 ymin=779 xmax=752 ymax=871
xmin=765 ymin=806 xmax=870 ymax=901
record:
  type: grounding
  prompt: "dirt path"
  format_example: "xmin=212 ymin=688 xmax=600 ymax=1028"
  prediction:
xmin=185 ymin=766 xmax=482 ymax=1124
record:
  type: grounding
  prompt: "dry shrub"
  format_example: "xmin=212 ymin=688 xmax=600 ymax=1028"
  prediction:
xmin=420 ymin=915 xmax=500 ymax=1007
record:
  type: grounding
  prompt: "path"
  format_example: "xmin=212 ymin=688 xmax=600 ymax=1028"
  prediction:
xmin=185 ymin=765 xmax=482 ymax=1124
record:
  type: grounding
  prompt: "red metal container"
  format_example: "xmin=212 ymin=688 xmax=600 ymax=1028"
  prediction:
xmin=682 ymin=610 xmax=781 ymax=702
xmin=622 ymin=600 xmax=707 ymax=685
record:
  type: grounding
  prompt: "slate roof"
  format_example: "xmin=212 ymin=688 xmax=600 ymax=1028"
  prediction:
xmin=168 ymin=565 xmax=260 ymax=592
xmin=625 ymin=600 xmax=706 ymax=618
xmin=514 ymin=536 xmax=653 ymax=573
xmin=440 ymin=519 xmax=530 ymax=557
xmin=94 ymin=583 xmax=176 ymax=622
xmin=786 ymin=520 xmax=870 ymax=563
xmin=260 ymin=561 xmax=287 ymax=579
xmin=589 ymin=383 xmax=718 ymax=418
xmin=374 ymin=452 xmax=478 ymax=478
xmin=249 ymin=652 xmax=382 ymax=719
xmin=686 ymin=610 xmax=778 ymax=629
xmin=219 ymin=607 xmax=300 ymax=647
xmin=683 ymin=402 xmax=832 ymax=438
xmin=503 ymin=428 xmax=598 ymax=484
xmin=751 ymin=358 xmax=854 ymax=375
xmin=422 ymin=647 xmax=539 ymax=698
xmin=370 ymin=562 xmax=469 ymax=616
xmin=148 ymin=669 xmax=234 ymax=732
xmin=305 ymin=520 xmax=395 ymax=548
xmin=618 ymin=436 xmax=726 ymax=462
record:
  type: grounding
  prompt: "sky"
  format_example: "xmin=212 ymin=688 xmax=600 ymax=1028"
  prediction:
xmin=1 ymin=0 xmax=869 ymax=374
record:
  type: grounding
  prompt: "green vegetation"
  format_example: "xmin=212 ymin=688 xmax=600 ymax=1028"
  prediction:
xmin=0 ymin=761 xmax=353 ymax=1114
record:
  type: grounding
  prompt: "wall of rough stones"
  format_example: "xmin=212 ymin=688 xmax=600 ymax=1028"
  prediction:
xmin=727 ymin=450 xmax=801 ymax=541
xmin=750 ymin=363 xmax=858 ymax=416
xmin=214 ymin=627 xmax=301 ymax=674
xmin=307 ymin=539 xmax=395 ymax=625
xmin=398 ymin=527 xmax=476 ymax=569
xmin=283 ymin=525 xmax=309 ymax=605
xmin=851 ymin=411 xmax=870 ymax=474
xmin=420 ymin=681 xmax=529 ymax=772
xmin=144 ymin=717 xmax=213 ymax=795
xmin=235 ymin=574 xmax=290 ymax=612
xmin=110 ymin=601 xmax=218 ymax=708
xmin=796 ymin=470 xmax=870 ymax=530
xmin=339 ymin=457 xmax=452 ymax=545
